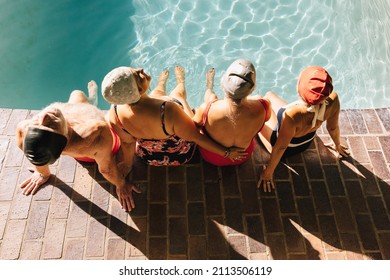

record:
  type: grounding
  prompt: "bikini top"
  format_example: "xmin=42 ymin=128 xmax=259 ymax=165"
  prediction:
xmin=113 ymin=101 xmax=175 ymax=138
xmin=199 ymin=98 xmax=270 ymax=133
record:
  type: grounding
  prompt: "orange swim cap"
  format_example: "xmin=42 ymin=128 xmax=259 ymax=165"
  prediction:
xmin=297 ymin=66 xmax=333 ymax=105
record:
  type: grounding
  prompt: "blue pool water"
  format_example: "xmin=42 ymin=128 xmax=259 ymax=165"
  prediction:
xmin=1 ymin=0 xmax=389 ymax=110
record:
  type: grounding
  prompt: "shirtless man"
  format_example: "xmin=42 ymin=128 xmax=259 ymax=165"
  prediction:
xmin=257 ymin=66 xmax=350 ymax=192
xmin=16 ymin=81 xmax=139 ymax=211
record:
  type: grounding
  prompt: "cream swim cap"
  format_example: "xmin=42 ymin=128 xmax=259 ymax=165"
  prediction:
xmin=221 ymin=58 xmax=256 ymax=100
xmin=101 ymin=67 xmax=140 ymax=104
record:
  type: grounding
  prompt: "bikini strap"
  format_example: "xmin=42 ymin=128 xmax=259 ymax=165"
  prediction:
xmin=258 ymin=98 xmax=270 ymax=132
xmin=160 ymin=101 xmax=171 ymax=136
xmin=114 ymin=105 xmax=132 ymax=135
xmin=200 ymin=99 xmax=218 ymax=127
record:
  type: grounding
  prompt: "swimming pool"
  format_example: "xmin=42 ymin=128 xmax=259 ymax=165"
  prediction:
xmin=1 ymin=0 xmax=389 ymax=110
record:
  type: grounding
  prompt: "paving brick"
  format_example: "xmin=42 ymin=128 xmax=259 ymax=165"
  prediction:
xmin=0 ymin=167 xmax=19 ymax=200
xmin=283 ymin=216 xmax=305 ymax=253
xmin=63 ymin=238 xmax=85 ymax=260
xmin=261 ymin=197 xmax=283 ymax=233
xmin=366 ymin=196 xmax=390 ymax=230
xmin=348 ymin=136 xmax=370 ymax=163
xmin=4 ymin=139 xmax=24 ymax=168
xmin=66 ymin=200 xmax=90 ymax=238
xmin=205 ymin=182 xmax=222 ymax=216
xmin=378 ymin=232 xmax=390 ymax=259
xmin=0 ymin=138 xmax=9 ymax=166
xmin=149 ymin=166 xmax=167 ymax=202
xmin=303 ymin=232 xmax=324 ymax=259
xmin=359 ymin=164 xmax=381 ymax=195
xmin=207 ymin=217 xmax=228 ymax=257
xmin=276 ymin=181 xmax=296 ymax=214
xmin=106 ymin=238 xmax=126 ymax=260
xmin=0 ymin=219 xmax=26 ymax=259
xmin=149 ymin=203 xmax=167 ymax=236
xmin=311 ymin=181 xmax=332 ymax=214
xmin=379 ymin=136 xmax=390 ymax=163
xmin=363 ymin=136 xmax=381 ymax=151
xmin=31 ymin=174 xmax=55 ymax=201
xmin=221 ymin=166 xmax=239 ymax=196
xmin=369 ymin=151 xmax=390 ymax=180
xmin=49 ymin=184 xmax=71 ymax=219
xmin=0 ymin=109 xmax=12 ymax=135
xmin=169 ymin=217 xmax=187 ymax=255
xmin=224 ymin=198 xmax=244 ymax=233
xmin=355 ymin=214 xmax=379 ymax=250
xmin=316 ymin=137 xmax=338 ymax=165
xmin=237 ymin=158 xmax=256 ymax=180
xmin=246 ymin=215 xmax=266 ymax=253
xmin=25 ymin=201 xmax=50 ymax=240
xmin=126 ymin=216 xmax=147 ymax=257
xmin=19 ymin=240 xmax=42 ymax=260
xmin=347 ymin=109 xmax=368 ymax=134
xmin=43 ymin=219 xmax=66 ymax=259
xmin=291 ymin=165 xmax=310 ymax=196
xmin=339 ymin=233 xmax=364 ymax=259
xmin=338 ymin=110 xmax=354 ymax=134
xmin=274 ymin=161 xmax=290 ymax=180
xmin=376 ymin=108 xmax=390 ymax=132
xmin=91 ymin=182 xmax=110 ymax=217
xmin=57 ymin=156 xmax=77 ymax=183
xmin=131 ymin=157 xmax=148 ymax=181
xmin=168 ymin=183 xmax=186 ymax=216
xmin=331 ymin=197 xmax=355 ymax=232
xmin=4 ymin=109 xmax=28 ymax=136
xmin=85 ymin=217 xmax=108 ymax=257
xmin=240 ymin=181 xmax=260 ymax=214
xmin=202 ymin=161 xmax=219 ymax=182
xmin=187 ymin=166 xmax=203 ymax=201
xmin=266 ymin=234 xmax=287 ymax=259
xmin=303 ymin=150 xmax=323 ymax=179
xmin=326 ymin=251 xmax=346 ymax=260
xmin=0 ymin=202 xmax=10 ymax=239
xmin=252 ymin=141 xmax=269 ymax=164
xmin=339 ymin=158 xmax=359 ymax=180
xmin=318 ymin=215 xmax=341 ymax=250
xmin=361 ymin=109 xmax=384 ymax=134
xmin=148 ymin=237 xmax=167 ymax=259
xmin=297 ymin=198 xmax=319 ymax=234
xmin=9 ymin=188 xmax=32 ymax=219
xmin=72 ymin=165 xmax=93 ymax=200
xmin=189 ymin=236 xmax=207 ymax=260
xmin=188 ymin=202 xmax=205 ymax=235
xmin=378 ymin=180 xmax=390 ymax=214
xmin=227 ymin=235 xmax=247 ymax=259
xmin=168 ymin=166 xmax=185 ymax=182
xmin=323 ymin=165 xmax=345 ymax=196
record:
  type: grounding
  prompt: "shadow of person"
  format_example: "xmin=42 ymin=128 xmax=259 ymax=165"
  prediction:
xmin=263 ymin=136 xmax=390 ymax=260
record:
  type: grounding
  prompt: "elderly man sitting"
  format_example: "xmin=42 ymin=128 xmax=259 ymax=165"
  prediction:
xmin=15 ymin=81 xmax=139 ymax=212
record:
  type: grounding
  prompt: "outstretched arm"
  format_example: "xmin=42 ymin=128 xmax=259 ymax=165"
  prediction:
xmin=257 ymin=111 xmax=296 ymax=192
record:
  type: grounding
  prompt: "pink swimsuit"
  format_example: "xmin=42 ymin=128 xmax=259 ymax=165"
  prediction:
xmin=198 ymin=99 xmax=269 ymax=166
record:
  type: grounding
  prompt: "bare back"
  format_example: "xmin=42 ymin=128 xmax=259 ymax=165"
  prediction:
xmin=195 ymin=97 xmax=269 ymax=148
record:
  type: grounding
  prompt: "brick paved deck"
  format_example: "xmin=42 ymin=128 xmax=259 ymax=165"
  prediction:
xmin=0 ymin=108 xmax=389 ymax=260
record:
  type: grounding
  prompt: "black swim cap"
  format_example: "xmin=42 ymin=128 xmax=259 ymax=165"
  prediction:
xmin=23 ymin=127 xmax=67 ymax=166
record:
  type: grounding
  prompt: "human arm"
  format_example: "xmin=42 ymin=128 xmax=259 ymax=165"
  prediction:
xmin=15 ymin=121 xmax=52 ymax=194
xmin=94 ymin=127 xmax=140 ymax=212
xmin=257 ymin=110 xmax=296 ymax=192
xmin=324 ymin=96 xmax=349 ymax=159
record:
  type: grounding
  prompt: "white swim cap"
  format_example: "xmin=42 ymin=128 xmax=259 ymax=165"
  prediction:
xmin=102 ymin=67 xmax=140 ymax=104
xmin=221 ymin=58 xmax=256 ymax=100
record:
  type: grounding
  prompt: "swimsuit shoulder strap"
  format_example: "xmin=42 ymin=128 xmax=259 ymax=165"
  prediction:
xmin=258 ymin=98 xmax=270 ymax=132
xmin=200 ymin=99 xmax=218 ymax=127
xmin=114 ymin=105 xmax=132 ymax=135
xmin=160 ymin=101 xmax=171 ymax=136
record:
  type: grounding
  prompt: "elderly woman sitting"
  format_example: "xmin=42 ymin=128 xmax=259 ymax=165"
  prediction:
xmin=257 ymin=66 xmax=350 ymax=192
xmin=103 ymin=65 xmax=246 ymax=172
xmin=193 ymin=58 xmax=271 ymax=166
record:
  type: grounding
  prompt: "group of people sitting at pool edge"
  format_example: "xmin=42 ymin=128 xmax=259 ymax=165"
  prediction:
xmin=16 ymin=59 xmax=350 ymax=212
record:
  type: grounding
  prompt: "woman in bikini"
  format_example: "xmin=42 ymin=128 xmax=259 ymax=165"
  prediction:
xmin=257 ymin=66 xmax=350 ymax=192
xmin=193 ymin=58 xmax=271 ymax=166
xmin=103 ymin=65 xmax=247 ymax=173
